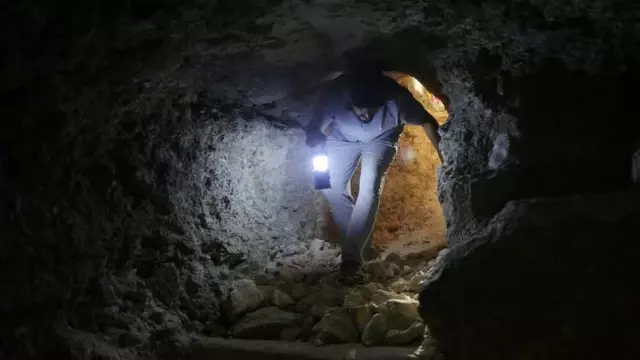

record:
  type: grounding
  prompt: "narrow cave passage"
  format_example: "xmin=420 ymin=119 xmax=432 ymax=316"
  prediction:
xmin=323 ymin=71 xmax=448 ymax=257
xmin=4 ymin=0 xmax=639 ymax=358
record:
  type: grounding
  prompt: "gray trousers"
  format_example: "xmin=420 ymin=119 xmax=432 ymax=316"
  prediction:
xmin=322 ymin=140 xmax=397 ymax=265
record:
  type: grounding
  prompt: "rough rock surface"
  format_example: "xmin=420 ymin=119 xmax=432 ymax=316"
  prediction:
xmin=311 ymin=308 xmax=359 ymax=345
xmin=385 ymin=322 xmax=424 ymax=346
xmin=419 ymin=190 xmax=640 ymax=360
xmin=2 ymin=0 xmax=640 ymax=358
xmin=633 ymin=146 xmax=640 ymax=185
xmin=362 ymin=314 xmax=387 ymax=347
xmin=224 ymin=279 xmax=265 ymax=320
xmin=217 ymin=245 xmax=435 ymax=347
xmin=231 ymin=307 xmax=301 ymax=340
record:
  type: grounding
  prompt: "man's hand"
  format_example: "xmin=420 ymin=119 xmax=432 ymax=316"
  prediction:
xmin=305 ymin=130 xmax=327 ymax=147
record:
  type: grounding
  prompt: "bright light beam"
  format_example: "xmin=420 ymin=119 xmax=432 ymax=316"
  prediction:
xmin=312 ymin=154 xmax=328 ymax=172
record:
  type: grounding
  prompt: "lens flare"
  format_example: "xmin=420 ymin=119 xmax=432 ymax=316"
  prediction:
xmin=312 ymin=154 xmax=329 ymax=172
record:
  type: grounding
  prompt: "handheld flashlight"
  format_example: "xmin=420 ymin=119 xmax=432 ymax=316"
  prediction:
xmin=311 ymin=149 xmax=331 ymax=190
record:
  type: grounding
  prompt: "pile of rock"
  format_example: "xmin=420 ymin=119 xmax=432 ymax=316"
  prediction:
xmin=209 ymin=241 xmax=440 ymax=347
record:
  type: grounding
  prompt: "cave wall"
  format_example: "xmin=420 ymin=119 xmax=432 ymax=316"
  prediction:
xmin=2 ymin=0 xmax=640 ymax=359
xmin=200 ymin=118 xmax=324 ymax=269
xmin=348 ymin=1 xmax=640 ymax=242
xmin=0 ymin=66 xmax=325 ymax=359
xmin=1 ymin=1 xmax=331 ymax=356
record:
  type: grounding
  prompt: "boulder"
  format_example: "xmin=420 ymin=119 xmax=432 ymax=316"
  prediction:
xmin=384 ymin=252 xmax=403 ymax=264
xmin=369 ymin=289 xmax=405 ymax=306
xmin=231 ymin=307 xmax=300 ymax=339
xmin=310 ymin=303 xmax=334 ymax=319
xmin=258 ymin=285 xmax=275 ymax=305
xmin=272 ymin=289 xmax=295 ymax=308
xmin=385 ymin=322 xmax=424 ymax=345
xmin=278 ymin=266 xmax=304 ymax=282
xmin=289 ymin=283 xmax=309 ymax=300
xmin=295 ymin=284 xmax=344 ymax=314
xmin=419 ymin=191 xmax=640 ymax=360
xmin=224 ymin=279 xmax=264 ymax=319
xmin=389 ymin=278 xmax=410 ymax=293
xmin=311 ymin=308 xmax=358 ymax=345
xmin=361 ymin=313 xmax=386 ymax=346
xmin=253 ymin=274 xmax=271 ymax=285
xmin=343 ymin=288 xmax=367 ymax=309
xmin=350 ymin=304 xmax=374 ymax=334
xmin=363 ymin=260 xmax=396 ymax=280
xmin=378 ymin=298 xmax=421 ymax=331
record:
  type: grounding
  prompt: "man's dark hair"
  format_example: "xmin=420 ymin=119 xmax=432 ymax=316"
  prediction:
xmin=345 ymin=59 xmax=395 ymax=108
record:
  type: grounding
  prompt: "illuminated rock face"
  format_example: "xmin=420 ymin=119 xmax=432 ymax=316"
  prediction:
xmin=2 ymin=0 xmax=640 ymax=358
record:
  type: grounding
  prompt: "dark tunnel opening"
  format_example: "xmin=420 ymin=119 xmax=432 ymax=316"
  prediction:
xmin=2 ymin=1 xmax=640 ymax=359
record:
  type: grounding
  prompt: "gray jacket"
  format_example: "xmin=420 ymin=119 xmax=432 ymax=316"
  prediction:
xmin=307 ymin=74 xmax=436 ymax=143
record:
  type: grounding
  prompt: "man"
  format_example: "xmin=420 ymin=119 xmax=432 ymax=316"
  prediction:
xmin=305 ymin=65 xmax=444 ymax=279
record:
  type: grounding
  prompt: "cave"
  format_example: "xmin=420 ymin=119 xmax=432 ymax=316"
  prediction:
xmin=2 ymin=1 xmax=640 ymax=360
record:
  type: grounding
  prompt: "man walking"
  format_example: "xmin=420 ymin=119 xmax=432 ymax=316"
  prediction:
xmin=305 ymin=64 xmax=444 ymax=279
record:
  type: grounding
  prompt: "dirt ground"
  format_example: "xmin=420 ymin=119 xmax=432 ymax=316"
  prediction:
xmin=323 ymin=74 xmax=449 ymax=254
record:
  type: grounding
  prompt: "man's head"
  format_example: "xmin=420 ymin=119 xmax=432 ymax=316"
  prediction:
xmin=344 ymin=60 xmax=391 ymax=119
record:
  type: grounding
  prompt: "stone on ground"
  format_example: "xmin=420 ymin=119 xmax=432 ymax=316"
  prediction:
xmin=377 ymin=298 xmax=421 ymax=331
xmin=224 ymin=279 xmax=264 ymax=320
xmin=361 ymin=313 xmax=387 ymax=346
xmin=385 ymin=322 xmax=424 ymax=345
xmin=311 ymin=308 xmax=359 ymax=345
xmin=273 ymin=289 xmax=295 ymax=308
xmin=350 ymin=304 xmax=374 ymax=334
xmin=231 ymin=307 xmax=301 ymax=339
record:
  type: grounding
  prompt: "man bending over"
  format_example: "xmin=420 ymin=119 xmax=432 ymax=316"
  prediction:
xmin=305 ymin=64 xmax=444 ymax=280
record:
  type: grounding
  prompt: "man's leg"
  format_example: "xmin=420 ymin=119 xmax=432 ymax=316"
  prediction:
xmin=344 ymin=141 xmax=397 ymax=266
xmin=320 ymin=141 xmax=361 ymax=254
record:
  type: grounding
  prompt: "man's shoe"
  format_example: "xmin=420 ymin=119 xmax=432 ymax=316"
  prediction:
xmin=339 ymin=271 xmax=367 ymax=285
xmin=339 ymin=260 xmax=366 ymax=285
xmin=362 ymin=246 xmax=382 ymax=262
xmin=340 ymin=259 xmax=359 ymax=275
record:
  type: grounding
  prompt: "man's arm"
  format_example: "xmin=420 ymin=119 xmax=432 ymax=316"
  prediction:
xmin=397 ymin=89 xmax=444 ymax=163
xmin=307 ymin=78 xmax=343 ymax=134
xmin=304 ymin=89 xmax=330 ymax=148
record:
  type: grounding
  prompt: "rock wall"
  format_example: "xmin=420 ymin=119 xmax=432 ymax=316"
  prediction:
xmin=2 ymin=0 xmax=640 ymax=359
xmin=419 ymin=190 xmax=640 ymax=359
xmin=408 ymin=2 xmax=640 ymax=359
xmin=0 ymin=76 xmax=323 ymax=359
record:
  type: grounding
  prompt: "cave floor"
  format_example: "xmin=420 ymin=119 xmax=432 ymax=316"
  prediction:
xmin=220 ymin=238 xmax=443 ymax=352
xmin=186 ymin=336 xmax=415 ymax=360
xmin=379 ymin=228 xmax=446 ymax=260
